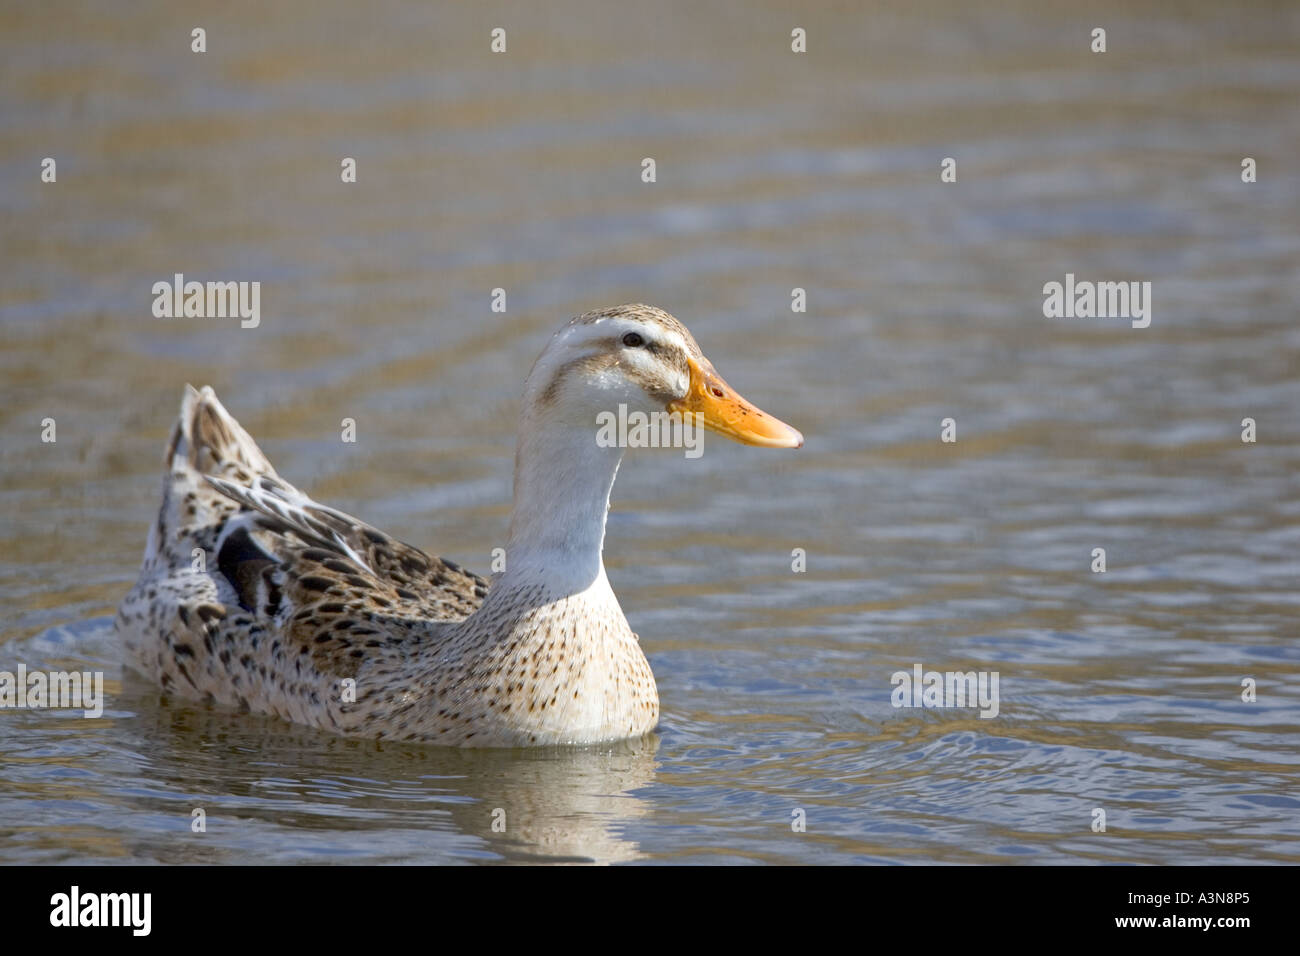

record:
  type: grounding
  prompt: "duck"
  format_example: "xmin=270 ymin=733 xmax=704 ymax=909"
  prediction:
xmin=115 ymin=304 xmax=802 ymax=746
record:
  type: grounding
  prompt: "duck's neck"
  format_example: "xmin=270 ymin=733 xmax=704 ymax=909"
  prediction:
xmin=503 ymin=419 xmax=625 ymax=595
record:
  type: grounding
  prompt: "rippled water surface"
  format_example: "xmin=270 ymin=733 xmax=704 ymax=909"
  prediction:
xmin=2 ymin=0 xmax=1299 ymax=864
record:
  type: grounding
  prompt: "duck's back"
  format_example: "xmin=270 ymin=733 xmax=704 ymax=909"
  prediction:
xmin=115 ymin=386 xmax=490 ymax=732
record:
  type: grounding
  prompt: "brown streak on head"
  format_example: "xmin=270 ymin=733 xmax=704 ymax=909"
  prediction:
xmin=572 ymin=304 xmax=704 ymax=360
xmin=539 ymin=353 xmax=620 ymax=407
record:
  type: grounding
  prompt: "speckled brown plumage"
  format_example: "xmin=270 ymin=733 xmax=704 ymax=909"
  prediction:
xmin=115 ymin=382 xmax=655 ymax=746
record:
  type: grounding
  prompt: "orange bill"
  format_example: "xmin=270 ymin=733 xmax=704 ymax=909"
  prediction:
xmin=667 ymin=357 xmax=803 ymax=448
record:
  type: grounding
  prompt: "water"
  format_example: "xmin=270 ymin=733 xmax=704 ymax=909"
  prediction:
xmin=2 ymin=0 xmax=1299 ymax=864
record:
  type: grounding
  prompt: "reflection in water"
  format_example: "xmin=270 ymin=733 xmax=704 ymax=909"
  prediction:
xmin=122 ymin=689 xmax=660 ymax=865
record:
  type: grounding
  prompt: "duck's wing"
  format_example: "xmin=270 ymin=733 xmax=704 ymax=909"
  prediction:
xmin=207 ymin=472 xmax=488 ymax=625
xmin=119 ymin=386 xmax=488 ymax=699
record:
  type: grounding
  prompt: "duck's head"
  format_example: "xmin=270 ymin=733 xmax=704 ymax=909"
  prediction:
xmin=521 ymin=303 xmax=803 ymax=449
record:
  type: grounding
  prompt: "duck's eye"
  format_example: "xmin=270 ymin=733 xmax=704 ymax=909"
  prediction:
xmin=622 ymin=332 xmax=645 ymax=348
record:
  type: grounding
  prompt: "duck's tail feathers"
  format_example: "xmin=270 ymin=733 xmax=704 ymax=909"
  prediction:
xmin=143 ymin=386 xmax=278 ymax=567
xmin=168 ymin=384 xmax=276 ymax=483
